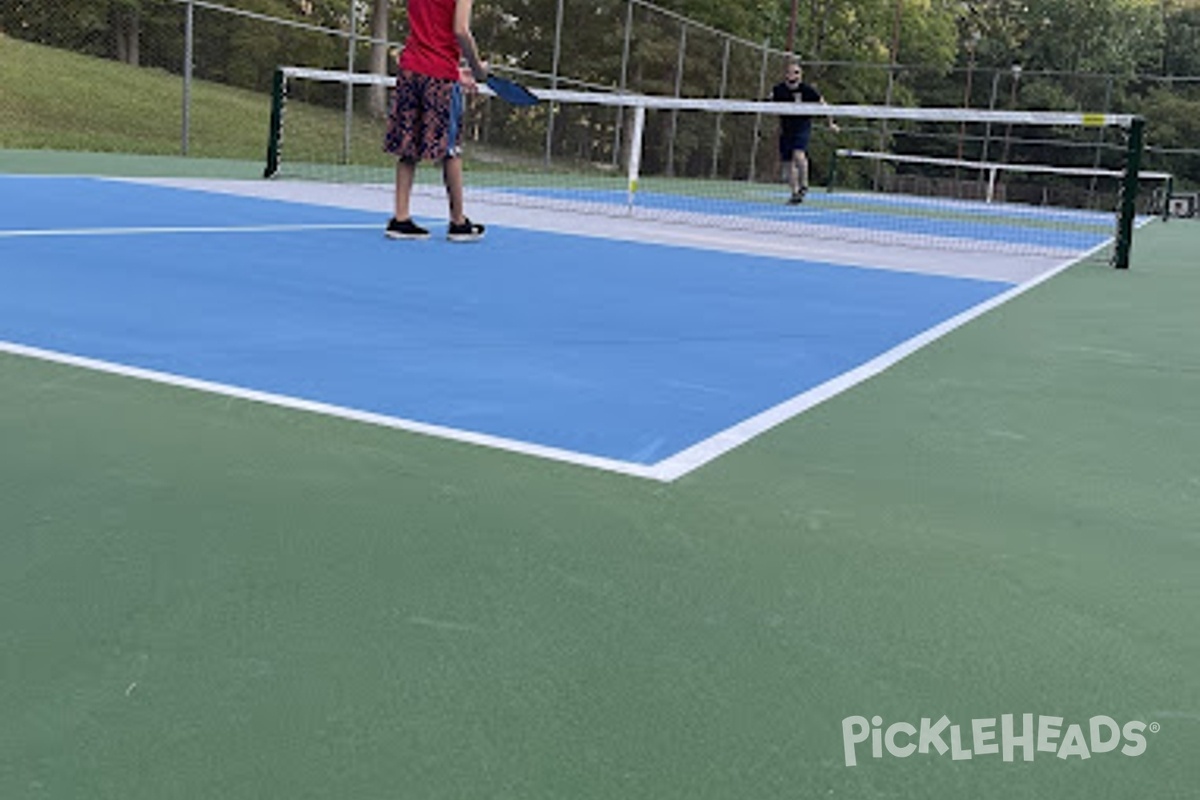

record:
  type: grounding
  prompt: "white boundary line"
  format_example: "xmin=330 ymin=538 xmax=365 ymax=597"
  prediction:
xmin=0 ymin=341 xmax=661 ymax=481
xmin=646 ymin=238 xmax=1118 ymax=481
xmin=0 ymin=223 xmax=379 ymax=238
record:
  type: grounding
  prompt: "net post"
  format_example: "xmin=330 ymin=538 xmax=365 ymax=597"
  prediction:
xmin=627 ymin=104 xmax=646 ymax=213
xmin=1111 ymin=115 xmax=1145 ymax=271
xmin=264 ymin=68 xmax=286 ymax=179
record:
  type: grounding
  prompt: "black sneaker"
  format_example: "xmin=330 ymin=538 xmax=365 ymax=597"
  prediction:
xmin=385 ymin=217 xmax=430 ymax=239
xmin=447 ymin=218 xmax=485 ymax=242
xmin=787 ymin=188 xmax=807 ymax=205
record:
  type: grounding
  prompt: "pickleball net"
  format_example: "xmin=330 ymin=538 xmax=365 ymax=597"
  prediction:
xmin=264 ymin=65 xmax=1164 ymax=266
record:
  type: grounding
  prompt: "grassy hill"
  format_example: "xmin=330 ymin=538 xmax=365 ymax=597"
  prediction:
xmin=0 ymin=33 xmax=386 ymax=171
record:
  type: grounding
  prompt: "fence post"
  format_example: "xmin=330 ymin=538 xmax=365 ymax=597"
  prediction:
xmin=543 ymin=0 xmax=565 ymax=165
xmin=979 ymin=69 xmax=1001 ymax=166
xmin=343 ymin=0 xmax=357 ymax=165
xmin=665 ymin=22 xmax=687 ymax=177
xmin=1087 ymin=74 xmax=1114 ymax=206
xmin=710 ymin=36 xmax=731 ymax=179
xmin=874 ymin=67 xmax=896 ymax=190
xmin=613 ymin=0 xmax=634 ymax=168
xmin=1001 ymin=63 xmax=1022 ymax=165
xmin=748 ymin=40 xmax=770 ymax=182
xmin=181 ymin=0 xmax=193 ymax=156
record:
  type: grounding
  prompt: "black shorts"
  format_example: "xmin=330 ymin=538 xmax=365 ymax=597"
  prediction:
xmin=779 ymin=127 xmax=813 ymax=160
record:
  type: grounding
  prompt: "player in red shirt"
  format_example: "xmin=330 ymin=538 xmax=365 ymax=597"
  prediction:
xmin=384 ymin=0 xmax=488 ymax=242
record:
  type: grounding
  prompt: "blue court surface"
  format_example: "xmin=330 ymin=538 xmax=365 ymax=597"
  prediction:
xmin=1 ymin=176 xmax=1020 ymax=477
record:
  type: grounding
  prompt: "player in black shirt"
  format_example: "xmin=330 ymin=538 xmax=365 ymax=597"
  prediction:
xmin=771 ymin=62 xmax=838 ymax=204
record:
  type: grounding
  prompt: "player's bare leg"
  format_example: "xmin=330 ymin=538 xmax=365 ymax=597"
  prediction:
xmin=443 ymin=156 xmax=485 ymax=242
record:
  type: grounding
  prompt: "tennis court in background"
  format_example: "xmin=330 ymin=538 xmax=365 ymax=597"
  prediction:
xmin=496 ymin=185 xmax=1119 ymax=252
xmin=2 ymin=154 xmax=1198 ymax=800
xmin=0 ymin=173 xmax=1108 ymax=480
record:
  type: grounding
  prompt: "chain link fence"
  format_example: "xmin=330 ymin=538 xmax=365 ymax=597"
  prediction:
xmin=2 ymin=0 xmax=1197 ymax=190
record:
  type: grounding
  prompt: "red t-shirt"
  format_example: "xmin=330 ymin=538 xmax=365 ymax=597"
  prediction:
xmin=399 ymin=0 xmax=461 ymax=81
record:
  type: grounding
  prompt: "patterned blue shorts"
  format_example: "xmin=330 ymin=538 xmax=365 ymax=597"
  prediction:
xmin=383 ymin=69 xmax=464 ymax=162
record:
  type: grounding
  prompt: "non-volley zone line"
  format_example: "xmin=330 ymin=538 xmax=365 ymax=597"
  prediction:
xmin=0 ymin=222 xmax=381 ymax=239
xmin=0 ymin=174 xmax=385 ymax=234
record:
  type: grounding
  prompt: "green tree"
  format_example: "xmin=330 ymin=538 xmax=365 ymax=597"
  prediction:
xmin=1162 ymin=2 xmax=1200 ymax=76
xmin=1136 ymin=87 xmax=1200 ymax=184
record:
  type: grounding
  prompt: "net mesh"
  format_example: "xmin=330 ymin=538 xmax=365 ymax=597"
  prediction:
xmin=266 ymin=67 xmax=1160 ymax=259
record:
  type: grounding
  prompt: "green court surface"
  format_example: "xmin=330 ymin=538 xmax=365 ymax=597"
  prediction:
xmin=2 ymin=159 xmax=1198 ymax=798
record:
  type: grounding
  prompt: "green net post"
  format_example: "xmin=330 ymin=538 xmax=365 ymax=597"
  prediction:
xmin=1112 ymin=115 xmax=1145 ymax=270
xmin=264 ymin=68 xmax=285 ymax=178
